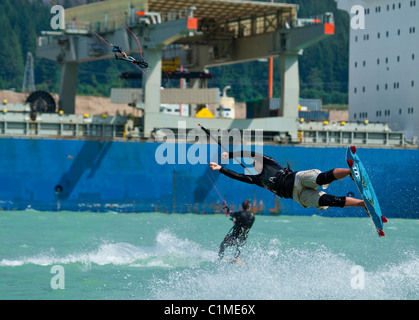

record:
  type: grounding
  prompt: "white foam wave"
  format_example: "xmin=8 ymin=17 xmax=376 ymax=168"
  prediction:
xmin=0 ymin=229 xmax=217 ymax=268
xmin=149 ymin=242 xmax=419 ymax=300
xmin=2 ymin=230 xmax=417 ymax=300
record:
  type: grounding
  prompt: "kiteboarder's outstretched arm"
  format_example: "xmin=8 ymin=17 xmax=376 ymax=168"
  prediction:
xmin=209 ymin=162 xmax=256 ymax=184
xmin=209 ymin=150 xmax=277 ymax=185
xmin=209 ymin=150 xmax=271 ymax=185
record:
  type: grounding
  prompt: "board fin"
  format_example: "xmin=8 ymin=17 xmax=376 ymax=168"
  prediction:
xmin=347 ymin=159 xmax=354 ymax=167
xmin=350 ymin=146 xmax=357 ymax=154
xmin=381 ymin=215 xmax=388 ymax=223
xmin=377 ymin=229 xmax=385 ymax=237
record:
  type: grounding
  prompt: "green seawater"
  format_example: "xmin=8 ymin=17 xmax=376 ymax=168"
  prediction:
xmin=0 ymin=210 xmax=417 ymax=300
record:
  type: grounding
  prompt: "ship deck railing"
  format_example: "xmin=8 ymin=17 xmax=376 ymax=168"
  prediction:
xmin=0 ymin=111 xmax=127 ymax=139
xmin=0 ymin=107 xmax=407 ymax=147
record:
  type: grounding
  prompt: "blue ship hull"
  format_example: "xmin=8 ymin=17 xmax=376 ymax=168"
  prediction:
xmin=0 ymin=137 xmax=417 ymax=218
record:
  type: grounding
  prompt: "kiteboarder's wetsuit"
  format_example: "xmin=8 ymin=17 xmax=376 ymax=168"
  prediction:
xmin=218 ymin=151 xmax=346 ymax=209
xmin=219 ymin=208 xmax=255 ymax=260
xmin=219 ymin=151 xmax=296 ymax=198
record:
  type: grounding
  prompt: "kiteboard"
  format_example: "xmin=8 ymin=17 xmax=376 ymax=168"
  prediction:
xmin=346 ymin=146 xmax=387 ymax=237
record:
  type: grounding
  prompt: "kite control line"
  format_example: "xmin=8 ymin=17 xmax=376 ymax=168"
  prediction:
xmin=222 ymin=200 xmax=231 ymax=216
xmin=199 ymin=123 xmax=279 ymax=198
xmin=199 ymin=124 xmax=251 ymax=173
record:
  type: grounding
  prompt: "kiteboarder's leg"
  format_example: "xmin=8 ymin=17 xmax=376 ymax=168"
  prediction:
xmin=218 ymin=242 xmax=226 ymax=260
xmin=218 ymin=233 xmax=234 ymax=260
xmin=345 ymin=197 xmax=369 ymax=216
xmin=313 ymin=168 xmax=352 ymax=187
xmin=330 ymin=168 xmax=352 ymax=180
xmin=344 ymin=197 xmax=365 ymax=207
xmin=234 ymin=245 xmax=241 ymax=260
xmin=233 ymin=236 xmax=243 ymax=259
xmin=318 ymin=193 xmax=365 ymax=208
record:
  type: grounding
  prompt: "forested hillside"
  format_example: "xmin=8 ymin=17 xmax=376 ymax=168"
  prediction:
xmin=211 ymin=0 xmax=350 ymax=103
xmin=0 ymin=0 xmax=349 ymax=104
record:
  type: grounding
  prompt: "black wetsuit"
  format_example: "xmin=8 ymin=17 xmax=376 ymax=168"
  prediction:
xmin=219 ymin=209 xmax=255 ymax=260
xmin=219 ymin=151 xmax=296 ymax=198
xmin=219 ymin=151 xmax=346 ymax=208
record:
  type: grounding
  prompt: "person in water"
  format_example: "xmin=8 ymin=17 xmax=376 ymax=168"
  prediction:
xmin=209 ymin=151 xmax=365 ymax=211
xmin=219 ymin=199 xmax=255 ymax=262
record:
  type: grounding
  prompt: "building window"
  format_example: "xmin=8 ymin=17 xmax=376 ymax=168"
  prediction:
xmin=362 ymin=86 xmax=366 ymax=92
xmin=377 ymin=58 xmax=380 ymax=65
xmin=355 ymin=61 xmax=358 ymax=68
xmin=399 ymin=108 xmax=402 ymax=115
xmin=408 ymin=107 xmax=414 ymax=114
xmin=398 ymin=29 xmax=401 ymax=36
xmin=412 ymin=80 xmax=415 ymax=87
xmin=354 ymin=87 xmax=357 ymax=94
xmin=376 ymin=85 xmax=380 ymax=91
xmin=412 ymin=53 xmax=415 ymax=60
xmin=363 ymin=60 xmax=366 ymax=67
xmin=385 ymin=83 xmax=388 ymax=90
xmin=386 ymin=31 xmax=389 ymax=37
xmin=397 ymin=56 xmax=400 ymax=62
